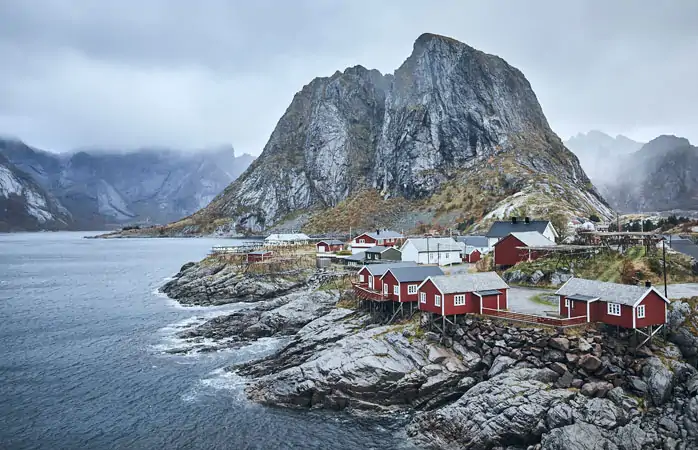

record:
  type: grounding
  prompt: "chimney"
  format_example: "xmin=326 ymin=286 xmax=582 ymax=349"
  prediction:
xmin=376 ymin=229 xmax=380 ymax=235
xmin=645 ymin=280 xmax=652 ymax=288
xmin=525 ymin=217 xmax=530 ymax=224
xmin=511 ymin=217 xmax=518 ymax=224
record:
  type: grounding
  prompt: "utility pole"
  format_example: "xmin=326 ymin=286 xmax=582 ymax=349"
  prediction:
xmin=663 ymin=239 xmax=668 ymax=299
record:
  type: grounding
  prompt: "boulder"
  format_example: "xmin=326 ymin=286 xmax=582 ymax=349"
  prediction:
xmin=578 ymin=354 xmax=602 ymax=372
xmin=642 ymin=357 xmax=674 ymax=406
xmin=549 ymin=337 xmax=570 ymax=352
xmin=488 ymin=355 xmax=516 ymax=378
xmin=541 ymin=421 xmax=615 ymax=450
xmin=530 ymin=270 xmax=545 ymax=284
xmin=580 ymin=381 xmax=613 ymax=398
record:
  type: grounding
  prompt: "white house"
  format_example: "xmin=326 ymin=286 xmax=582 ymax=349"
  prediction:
xmin=400 ymin=237 xmax=462 ymax=266
xmin=485 ymin=218 xmax=558 ymax=248
xmin=264 ymin=233 xmax=310 ymax=245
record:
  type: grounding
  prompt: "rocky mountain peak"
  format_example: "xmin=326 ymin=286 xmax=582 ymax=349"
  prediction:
xmin=639 ymin=135 xmax=692 ymax=156
xmin=170 ymin=34 xmax=611 ymax=235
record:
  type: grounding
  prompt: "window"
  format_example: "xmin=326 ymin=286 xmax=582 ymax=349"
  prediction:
xmin=637 ymin=305 xmax=646 ymax=319
xmin=408 ymin=285 xmax=418 ymax=295
xmin=359 ymin=239 xmax=365 ymax=243
xmin=564 ymin=298 xmax=570 ymax=307
xmin=435 ymin=295 xmax=441 ymax=307
xmin=359 ymin=274 xmax=365 ymax=282
xmin=368 ymin=276 xmax=373 ymax=288
xmin=454 ymin=294 xmax=466 ymax=306
xmin=383 ymin=284 xmax=388 ymax=294
xmin=420 ymin=292 xmax=426 ymax=303
xmin=607 ymin=302 xmax=621 ymax=316
xmin=393 ymin=285 xmax=399 ymax=295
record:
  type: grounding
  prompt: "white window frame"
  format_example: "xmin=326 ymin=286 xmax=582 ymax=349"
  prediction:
xmin=383 ymin=284 xmax=388 ymax=294
xmin=637 ymin=304 xmax=646 ymax=319
xmin=359 ymin=239 xmax=365 ymax=244
xmin=393 ymin=285 xmax=399 ymax=295
xmin=359 ymin=274 xmax=365 ymax=282
xmin=454 ymin=294 xmax=465 ymax=306
xmin=420 ymin=292 xmax=426 ymax=304
xmin=607 ymin=302 xmax=622 ymax=316
xmin=564 ymin=298 xmax=570 ymax=307
xmin=408 ymin=285 xmax=418 ymax=295
xmin=434 ymin=295 xmax=441 ymax=307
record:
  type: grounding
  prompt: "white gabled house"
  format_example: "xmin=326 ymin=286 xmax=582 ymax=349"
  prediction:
xmin=400 ymin=237 xmax=462 ymax=266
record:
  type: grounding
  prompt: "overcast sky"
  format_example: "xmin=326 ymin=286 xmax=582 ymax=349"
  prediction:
xmin=1 ymin=0 xmax=697 ymax=154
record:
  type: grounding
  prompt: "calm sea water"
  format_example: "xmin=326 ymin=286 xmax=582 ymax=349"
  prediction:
xmin=0 ymin=232 xmax=410 ymax=450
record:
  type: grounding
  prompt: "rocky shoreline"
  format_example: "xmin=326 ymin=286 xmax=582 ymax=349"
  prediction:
xmin=160 ymin=259 xmax=698 ymax=449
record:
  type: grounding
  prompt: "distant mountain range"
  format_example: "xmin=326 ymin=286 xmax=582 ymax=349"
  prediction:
xmin=149 ymin=33 xmax=611 ymax=237
xmin=565 ymin=131 xmax=698 ymax=213
xmin=0 ymin=138 xmax=254 ymax=231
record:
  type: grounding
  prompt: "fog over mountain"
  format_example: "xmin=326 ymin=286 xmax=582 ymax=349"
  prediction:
xmin=565 ymin=131 xmax=644 ymax=184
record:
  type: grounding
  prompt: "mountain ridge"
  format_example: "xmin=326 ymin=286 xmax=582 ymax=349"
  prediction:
xmin=154 ymin=33 xmax=611 ymax=236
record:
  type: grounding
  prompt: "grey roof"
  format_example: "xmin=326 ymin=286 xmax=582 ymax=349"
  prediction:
xmin=383 ymin=266 xmax=444 ymax=283
xmin=403 ymin=237 xmax=462 ymax=252
xmin=567 ymin=294 xmax=598 ymax=302
xmin=429 ymin=272 xmax=509 ymax=294
xmin=345 ymin=252 xmax=366 ymax=261
xmin=365 ymin=246 xmax=400 ymax=254
xmin=363 ymin=261 xmax=417 ymax=277
xmin=361 ymin=230 xmax=404 ymax=240
xmin=555 ymin=277 xmax=660 ymax=306
xmin=318 ymin=239 xmax=344 ymax=245
xmin=248 ymin=250 xmax=272 ymax=255
xmin=507 ymin=231 xmax=556 ymax=247
xmin=474 ymin=289 xmax=504 ymax=296
xmin=456 ymin=235 xmax=489 ymax=248
xmin=486 ymin=220 xmax=553 ymax=238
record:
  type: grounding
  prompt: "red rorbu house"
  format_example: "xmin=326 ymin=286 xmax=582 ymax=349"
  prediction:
xmin=354 ymin=262 xmax=418 ymax=301
xmin=350 ymin=229 xmax=404 ymax=253
xmin=417 ymin=272 xmax=510 ymax=317
xmin=555 ymin=277 xmax=669 ymax=329
xmin=317 ymin=239 xmax=344 ymax=253
xmin=380 ymin=266 xmax=445 ymax=303
xmin=464 ymin=248 xmax=482 ymax=263
xmin=493 ymin=231 xmax=555 ymax=268
xmin=246 ymin=250 xmax=273 ymax=263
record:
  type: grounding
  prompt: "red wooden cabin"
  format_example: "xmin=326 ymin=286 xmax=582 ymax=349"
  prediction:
xmin=354 ymin=262 xmax=418 ymax=300
xmin=351 ymin=229 xmax=404 ymax=251
xmin=555 ymin=278 xmax=669 ymax=328
xmin=493 ymin=231 xmax=555 ymax=268
xmin=380 ymin=266 xmax=444 ymax=302
xmin=317 ymin=240 xmax=344 ymax=253
xmin=417 ymin=272 xmax=509 ymax=317
xmin=464 ymin=248 xmax=482 ymax=263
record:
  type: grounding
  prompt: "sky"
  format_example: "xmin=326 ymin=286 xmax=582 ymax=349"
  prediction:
xmin=1 ymin=0 xmax=697 ymax=154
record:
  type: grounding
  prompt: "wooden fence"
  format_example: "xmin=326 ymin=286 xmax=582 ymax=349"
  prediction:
xmin=481 ymin=308 xmax=588 ymax=327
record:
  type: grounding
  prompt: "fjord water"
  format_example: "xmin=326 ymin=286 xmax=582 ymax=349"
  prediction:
xmin=0 ymin=232 xmax=407 ymax=449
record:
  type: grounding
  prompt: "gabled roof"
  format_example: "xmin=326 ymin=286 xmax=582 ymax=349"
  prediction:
xmin=555 ymin=277 xmax=668 ymax=306
xmin=365 ymin=246 xmax=400 ymax=254
xmin=318 ymin=239 xmax=344 ymax=246
xmin=503 ymin=231 xmax=556 ymax=247
xmin=356 ymin=230 xmax=404 ymax=240
xmin=382 ymin=266 xmax=444 ymax=283
xmin=486 ymin=220 xmax=554 ymax=238
xmin=456 ymin=236 xmax=489 ymax=248
xmin=669 ymin=239 xmax=698 ymax=260
xmin=402 ymin=237 xmax=462 ymax=252
xmin=265 ymin=233 xmax=310 ymax=241
xmin=345 ymin=251 xmax=366 ymax=261
xmin=425 ymin=272 xmax=509 ymax=294
xmin=362 ymin=261 xmax=418 ymax=277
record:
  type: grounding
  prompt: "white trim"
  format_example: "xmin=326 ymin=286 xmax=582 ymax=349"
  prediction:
xmin=420 ymin=291 xmax=427 ymax=304
xmin=637 ymin=304 xmax=646 ymax=319
xmin=497 ymin=294 xmax=501 ymax=311
xmin=393 ymin=285 xmax=399 ymax=296
xmin=586 ymin=300 xmax=590 ymax=323
xmin=633 ymin=306 xmax=636 ymax=329
xmin=554 ymin=276 xmax=575 ymax=295
xmin=435 ymin=294 xmax=441 ymax=307
xmin=633 ymin=287 xmax=670 ymax=306
xmin=417 ymin=276 xmax=446 ymax=297
xmin=607 ymin=302 xmax=622 ymax=316
xmin=359 ymin=274 xmax=365 ymax=283
xmin=454 ymin=294 xmax=466 ymax=306
xmin=407 ymin=284 xmax=418 ymax=295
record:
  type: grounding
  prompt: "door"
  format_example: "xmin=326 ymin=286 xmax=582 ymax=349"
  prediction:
xmin=368 ymin=276 xmax=374 ymax=289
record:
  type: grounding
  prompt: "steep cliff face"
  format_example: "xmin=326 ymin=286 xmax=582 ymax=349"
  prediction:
xmin=0 ymin=138 xmax=254 ymax=229
xmin=602 ymin=135 xmax=698 ymax=212
xmin=178 ymin=33 xmax=611 ymax=234
xmin=0 ymin=154 xmax=72 ymax=231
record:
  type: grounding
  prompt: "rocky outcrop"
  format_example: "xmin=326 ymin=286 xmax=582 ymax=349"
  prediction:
xmin=160 ymin=260 xmax=310 ymax=306
xmin=503 ymin=267 xmax=573 ymax=286
xmin=161 ymin=33 xmax=611 ymax=235
xmin=0 ymin=137 xmax=253 ymax=229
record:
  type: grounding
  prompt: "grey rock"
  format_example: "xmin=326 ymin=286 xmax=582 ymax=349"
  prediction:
xmin=549 ymin=337 xmax=570 ymax=352
xmin=555 ymin=371 xmax=574 ymax=389
xmin=642 ymin=357 xmax=674 ymax=406
xmin=578 ymin=398 xmax=626 ymax=429
xmin=408 ymin=369 xmax=575 ymax=449
xmin=629 ymin=377 xmax=649 ymax=394
xmin=581 ymin=381 xmax=613 ymax=398
xmin=543 ymin=349 xmax=566 ymax=363
xmin=579 ymin=354 xmax=602 ymax=372
xmin=530 ymin=270 xmax=545 ymax=284
xmin=541 ymin=422 xmax=616 ymax=450
xmin=488 ymin=355 xmax=517 ymax=378
xmin=577 ymin=338 xmax=593 ymax=353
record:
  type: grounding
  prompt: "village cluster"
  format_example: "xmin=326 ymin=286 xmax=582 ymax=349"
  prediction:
xmin=217 ymin=217 xmax=676 ymax=343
